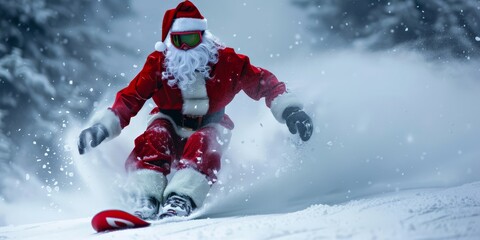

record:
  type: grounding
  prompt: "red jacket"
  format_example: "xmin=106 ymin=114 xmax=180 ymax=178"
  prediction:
xmin=109 ymin=47 xmax=291 ymax=131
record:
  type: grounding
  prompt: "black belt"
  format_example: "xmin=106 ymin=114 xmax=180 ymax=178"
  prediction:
xmin=160 ymin=109 xmax=225 ymax=130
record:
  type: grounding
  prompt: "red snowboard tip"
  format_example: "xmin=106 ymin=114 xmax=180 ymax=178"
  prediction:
xmin=91 ymin=209 xmax=151 ymax=232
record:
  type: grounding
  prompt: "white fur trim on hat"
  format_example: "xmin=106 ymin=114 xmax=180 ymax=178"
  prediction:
xmin=91 ymin=109 xmax=122 ymax=138
xmin=163 ymin=168 xmax=210 ymax=207
xmin=270 ymin=92 xmax=304 ymax=123
xmin=124 ymin=169 xmax=167 ymax=203
xmin=171 ymin=18 xmax=207 ymax=32
xmin=155 ymin=41 xmax=167 ymax=52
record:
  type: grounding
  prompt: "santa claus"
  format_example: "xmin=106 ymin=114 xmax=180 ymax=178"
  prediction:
xmin=78 ymin=0 xmax=313 ymax=220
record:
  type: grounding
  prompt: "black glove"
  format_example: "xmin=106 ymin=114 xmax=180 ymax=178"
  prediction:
xmin=282 ymin=107 xmax=313 ymax=141
xmin=78 ymin=123 xmax=109 ymax=154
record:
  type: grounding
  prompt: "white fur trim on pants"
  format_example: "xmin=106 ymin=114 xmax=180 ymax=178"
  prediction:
xmin=124 ymin=169 xmax=167 ymax=203
xmin=91 ymin=109 xmax=122 ymax=138
xmin=270 ymin=92 xmax=304 ymax=123
xmin=163 ymin=168 xmax=210 ymax=208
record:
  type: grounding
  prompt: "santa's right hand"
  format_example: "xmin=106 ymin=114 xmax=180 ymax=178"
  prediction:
xmin=78 ymin=123 xmax=109 ymax=154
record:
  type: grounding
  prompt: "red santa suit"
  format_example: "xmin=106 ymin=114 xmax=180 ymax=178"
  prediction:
xmin=92 ymin=1 xmax=303 ymax=208
xmin=107 ymin=47 xmax=300 ymax=177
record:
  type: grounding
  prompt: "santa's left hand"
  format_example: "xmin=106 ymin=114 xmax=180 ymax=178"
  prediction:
xmin=283 ymin=107 xmax=313 ymax=141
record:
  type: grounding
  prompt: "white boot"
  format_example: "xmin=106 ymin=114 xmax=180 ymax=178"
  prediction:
xmin=159 ymin=194 xmax=194 ymax=219
xmin=124 ymin=169 xmax=167 ymax=220
xmin=132 ymin=195 xmax=160 ymax=220
xmin=160 ymin=168 xmax=210 ymax=219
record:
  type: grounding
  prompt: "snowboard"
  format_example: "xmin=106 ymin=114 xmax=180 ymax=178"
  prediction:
xmin=91 ymin=209 xmax=151 ymax=232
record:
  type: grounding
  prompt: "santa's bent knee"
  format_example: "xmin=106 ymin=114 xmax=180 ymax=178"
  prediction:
xmin=127 ymin=119 xmax=177 ymax=174
xmin=181 ymin=127 xmax=224 ymax=180
xmin=139 ymin=120 xmax=174 ymax=146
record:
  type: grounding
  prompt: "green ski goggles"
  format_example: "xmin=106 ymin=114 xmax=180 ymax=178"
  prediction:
xmin=170 ymin=31 xmax=203 ymax=50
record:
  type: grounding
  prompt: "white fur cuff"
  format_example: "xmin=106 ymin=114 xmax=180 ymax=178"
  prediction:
xmin=270 ymin=92 xmax=304 ymax=123
xmin=163 ymin=168 xmax=210 ymax=208
xmin=92 ymin=109 xmax=122 ymax=138
xmin=124 ymin=169 xmax=167 ymax=202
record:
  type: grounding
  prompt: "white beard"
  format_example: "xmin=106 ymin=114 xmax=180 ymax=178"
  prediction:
xmin=162 ymin=31 xmax=224 ymax=90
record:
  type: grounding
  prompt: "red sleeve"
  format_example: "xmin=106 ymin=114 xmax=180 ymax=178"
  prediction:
xmin=237 ymin=54 xmax=286 ymax=108
xmin=110 ymin=52 xmax=163 ymax=128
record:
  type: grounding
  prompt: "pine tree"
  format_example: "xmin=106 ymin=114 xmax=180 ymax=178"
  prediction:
xmin=293 ymin=0 xmax=480 ymax=58
xmin=0 ymin=0 xmax=132 ymax=199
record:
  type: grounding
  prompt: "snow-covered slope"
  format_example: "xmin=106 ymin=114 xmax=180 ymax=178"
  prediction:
xmin=2 ymin=1 xmax=479 ymax=239
xmin=1 ymin=49 xmax=480 ymax=239
xmin=1 ymin=182 xmax=479 ymax=240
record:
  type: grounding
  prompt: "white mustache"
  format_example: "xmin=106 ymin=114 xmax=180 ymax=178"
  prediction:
xmin=162 ymin=31 xmax=223 ymax=90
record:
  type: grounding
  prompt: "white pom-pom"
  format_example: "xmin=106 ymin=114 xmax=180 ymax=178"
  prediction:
xmin=155 ymin=41 xmax=166 ymax=52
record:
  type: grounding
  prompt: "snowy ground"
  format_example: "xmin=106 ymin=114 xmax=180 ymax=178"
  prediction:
xmin=1 ymin=182 xmax=479 ymax=239
xmin=1 ymin=49 xmax=480 ymax=239
xmin=1 ymin=1 xmax=480 ymax=239
xmin=1 ymin=48 xmax=480 ymax=239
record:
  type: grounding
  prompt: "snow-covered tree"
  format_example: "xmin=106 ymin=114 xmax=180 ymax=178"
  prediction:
xmin=293 ymin=0 xmax=480 ymax=58
xmin=0 ymin=0 xmax=131 ymax=200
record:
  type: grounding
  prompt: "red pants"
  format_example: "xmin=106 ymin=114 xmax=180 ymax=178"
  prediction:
xmin=125 ymin=119 xmax=231 ymax=181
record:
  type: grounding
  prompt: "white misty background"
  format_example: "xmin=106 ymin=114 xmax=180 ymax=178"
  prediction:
xmin=1 ymin=0 xmax=480 ymax=226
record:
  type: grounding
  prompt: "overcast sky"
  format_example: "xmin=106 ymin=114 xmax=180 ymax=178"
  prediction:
xmin=110 ymin=0 xmax=309 ymax=73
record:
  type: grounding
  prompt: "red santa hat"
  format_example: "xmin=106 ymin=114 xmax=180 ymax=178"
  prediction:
xmin=155 ymin=1 xmax=208 ymax=52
